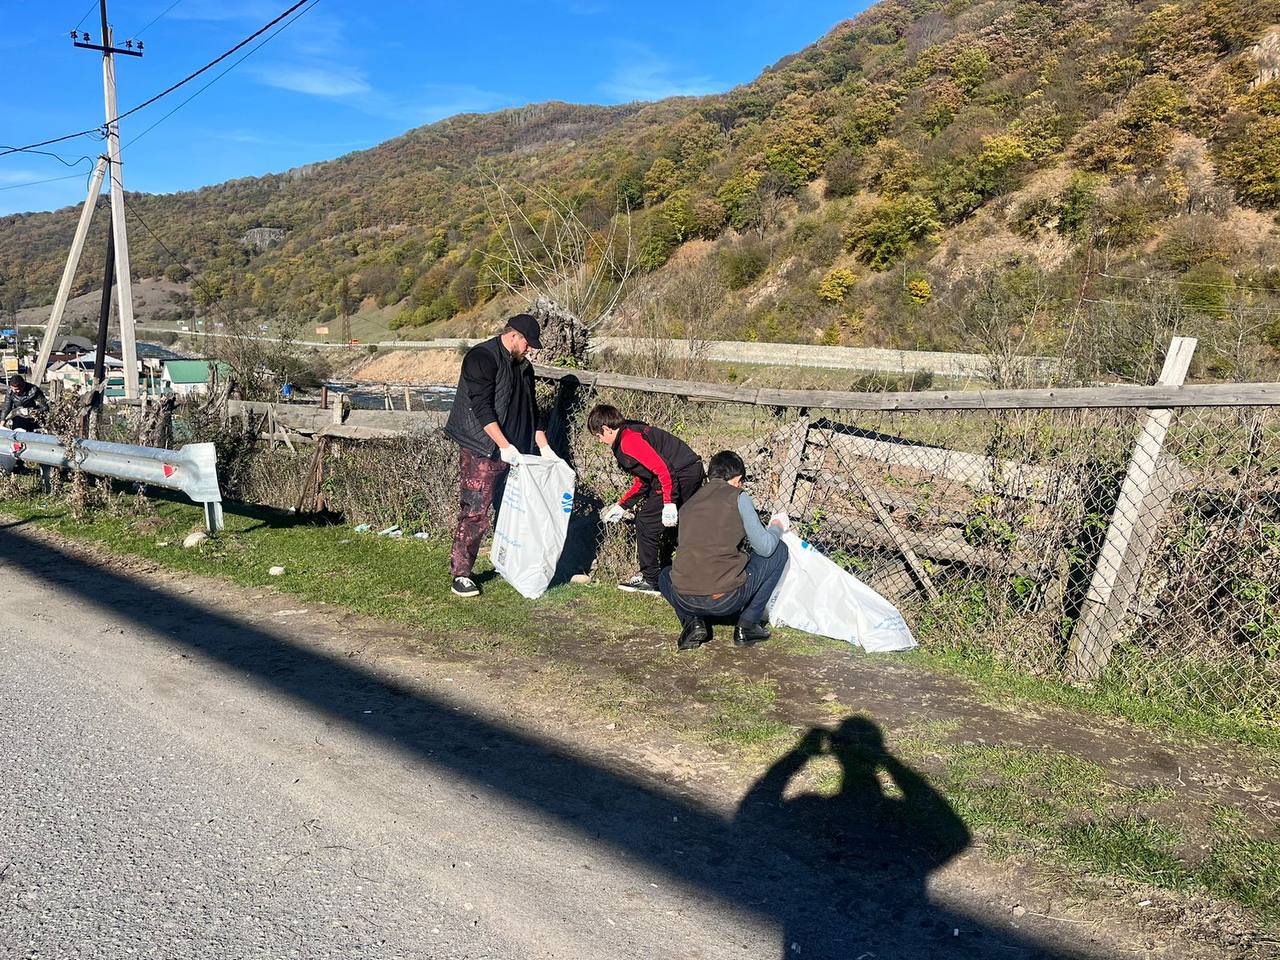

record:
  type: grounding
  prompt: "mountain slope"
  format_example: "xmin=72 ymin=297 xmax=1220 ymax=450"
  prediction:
xmin=4 ymin=0 xmax=1280 ymax=380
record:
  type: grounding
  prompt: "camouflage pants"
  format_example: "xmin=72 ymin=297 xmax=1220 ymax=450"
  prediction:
xmin=450 ymin=446 xmax=509 ymax=578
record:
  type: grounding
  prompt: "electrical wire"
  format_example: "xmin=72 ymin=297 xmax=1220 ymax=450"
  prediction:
xmin=0 ymin=171 xmax=90 ymax=193
xmin=1098 ymin=271 xmax=1280 ymax=296
xmin=110 ymin=0 xmax=313 ymax=129
xmin=0 ymin=146 xmax=97 ymax=169
xmin=123 ymin=0 xmax=320 ymax=150
xmin=132 ymin=0 xmax=186 ymax=40
xmin=1081 ymin=296 xmax=1280 ymax=315
xmin=73 ymin=0 xmax=99 ymax=32
xmin=113 ymin=175 xmax=238 ymax=330
xmin=1 ymin=0 xmax=318 ymax=160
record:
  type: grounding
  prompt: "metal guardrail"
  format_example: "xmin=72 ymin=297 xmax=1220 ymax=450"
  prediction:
xmin=0 ymin=428 xmax=224 ymax=532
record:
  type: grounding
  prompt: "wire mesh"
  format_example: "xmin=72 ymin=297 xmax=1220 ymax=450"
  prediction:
xmin=13 ymin=382 xmax=1276 ymax=730
xmin=544 ymin=377 xmax=1280 ymax=730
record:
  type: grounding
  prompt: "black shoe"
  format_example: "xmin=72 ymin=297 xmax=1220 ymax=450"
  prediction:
xmin=618 ymin=574 xmax=660 ymax=596
xmin=451 ymin=576 xmax=480 ymax=597
xmin=734 ymin=622 xmax=771 ymax=646
xmin=677 ymin=618 xmax=710 ymax=651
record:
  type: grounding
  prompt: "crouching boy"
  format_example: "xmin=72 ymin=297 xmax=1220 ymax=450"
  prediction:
xmin=659 ymin=450 xmax=789 ymax=651
xmin=588 ymin=403 xmax=705 ymax=595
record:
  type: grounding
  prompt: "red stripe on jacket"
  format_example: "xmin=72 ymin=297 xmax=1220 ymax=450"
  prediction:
xmin=618 ymin=429 xmax=674 ymax=505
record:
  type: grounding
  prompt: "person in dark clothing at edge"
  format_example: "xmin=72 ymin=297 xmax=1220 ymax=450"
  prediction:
xmin=2 ymin=375 xmax=49 ymax=432
xmin=444 ymin=314 xmax=558 ymax=598
xmin=588 ymin=403 xmax=705 ymax=596
xmin=660 ymin=450 xmax=789 ymax=652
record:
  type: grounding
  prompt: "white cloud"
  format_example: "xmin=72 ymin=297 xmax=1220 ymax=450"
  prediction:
xmin=213 ymin=129 xmax=372 ymax=152
xmin=250 ymin=63 xmax=371 ymax=97
xmin=599 ymin=45 xmax=721 ymax=102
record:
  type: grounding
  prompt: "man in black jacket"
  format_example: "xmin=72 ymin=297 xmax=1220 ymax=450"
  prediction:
xmin=444 ymin=315 xmax=556 ymax=598
xmin=588 ymin=403 xmax=705 ymax=595
xmin=1 ymin=375 xmax=49 ymax=432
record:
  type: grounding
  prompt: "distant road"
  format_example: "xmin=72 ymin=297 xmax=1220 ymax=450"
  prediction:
xmin=135 ymin=326 xmax=1054 ymax=380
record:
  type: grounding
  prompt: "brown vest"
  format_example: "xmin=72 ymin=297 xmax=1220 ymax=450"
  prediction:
xmin=671 ymin=480 xmax=748 ymax=597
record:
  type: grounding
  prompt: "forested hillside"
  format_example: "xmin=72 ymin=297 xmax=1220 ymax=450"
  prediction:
xmin=5 ymin=0 xmax=1280 ymax=381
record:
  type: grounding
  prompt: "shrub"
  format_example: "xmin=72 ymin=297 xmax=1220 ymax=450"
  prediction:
xmin=763 ymin=103 xmax=827 ymax=190
xmin=818 ymin=266 xmax=859 ymax=303
xmin=1220 ymin=113 xmax=1280 ymax=206
xmin=1056 ymin=172 xmax=1102 ymax=238
xmin=845 ymin=194 xmax=941 ymax=269
xmin=824 ymin=148 xmax=861 ymax=198
xmin=1157 ymin=216 xmax=1230 ymax=271
xmin=1180 ymin=263 xmax=1231 ymax=318
xmin=920 ymin=81 xmax=966 ymax=135
xmin=906 ymin=276 xmax=933 ymax=304
xmin=949 ymin=46 xmax=991 ymax=94
xmin=718 ymin=239 xmax=770 ymax=289
xmin=717 ymin=170 xmax=765 ymax=231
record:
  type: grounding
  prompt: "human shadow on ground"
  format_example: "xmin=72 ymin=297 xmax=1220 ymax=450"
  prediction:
xmin=736 ymin=716 xmax=975 ymax=958
xmin=2 ymin=525 xmax=1096 ymax=960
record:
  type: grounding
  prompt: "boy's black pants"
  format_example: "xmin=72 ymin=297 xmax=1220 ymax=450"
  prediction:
xmin=632 ymin=463 xmax=705 ymax=583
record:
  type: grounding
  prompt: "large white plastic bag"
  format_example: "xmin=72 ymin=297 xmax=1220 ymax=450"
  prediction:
xmin=491 ymin=454 xmax=576 ymax=599
xmin=767 ymin=532 xmax=916 ymax=652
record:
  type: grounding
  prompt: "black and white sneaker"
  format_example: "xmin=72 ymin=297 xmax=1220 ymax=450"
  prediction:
xmin=617 ymin=574 xmax=660 ymax=596
xmin=451 ymin=576 xmax=480 ymax=597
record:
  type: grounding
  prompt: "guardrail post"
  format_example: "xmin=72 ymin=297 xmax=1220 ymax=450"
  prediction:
xmin=203 ymin=500 xmax=224 ymax=534
xmin=1067 ymin=336 xmax=1196 ymax=682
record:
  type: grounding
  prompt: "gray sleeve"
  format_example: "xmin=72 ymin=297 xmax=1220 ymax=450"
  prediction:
xmin=738 ymin=491 xmax=781 ymax=557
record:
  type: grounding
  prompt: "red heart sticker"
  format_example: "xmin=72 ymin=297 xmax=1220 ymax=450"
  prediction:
xmin=162 ymin=464 xmax=175 ymax=478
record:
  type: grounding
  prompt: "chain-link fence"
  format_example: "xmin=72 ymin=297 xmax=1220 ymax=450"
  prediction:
xmin=17 ymin=372 xmax=1277 ymax=732
xmin=539 ymin=373 xmax=1280 ymax=731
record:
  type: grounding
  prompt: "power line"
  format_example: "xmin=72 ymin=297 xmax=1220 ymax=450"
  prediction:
xmin=0 ymin=129 xmax=103 ymax=158
xmin=0 ymin=145 xmax=97 ymax=169
xmin=113 ymin=175 xmax=238 ymax=331
xmin=132 ymin=0 xmax=186 ymax=40
xmin=0 ymin=0 xmax=317 ymax=160
xmin=124 ymin=0 xmax=320 ymax=150
xmin=110 ymin=0 xmax=314 ymax=130
xmin=1098 ymin=271 xmax=1280 ymax=296
xmin=74 ymin=0 xmax=99 ymax=32
xmin=0 ymin=170 xmax=90 ymax=193
xmin=1081 ymin=296 xmax=1280 ymax=316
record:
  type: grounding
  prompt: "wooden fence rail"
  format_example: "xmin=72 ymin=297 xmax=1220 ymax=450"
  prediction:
xmin=533 ymin=365 xmax=1280 ymax=411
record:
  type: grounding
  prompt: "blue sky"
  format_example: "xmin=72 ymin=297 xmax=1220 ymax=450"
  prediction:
xmin=0 ymin=1 xmax=864 ymax=216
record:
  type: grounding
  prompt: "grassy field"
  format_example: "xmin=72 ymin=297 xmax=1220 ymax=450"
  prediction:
xmin=2 ymin=486 xmax=1277 ymax=929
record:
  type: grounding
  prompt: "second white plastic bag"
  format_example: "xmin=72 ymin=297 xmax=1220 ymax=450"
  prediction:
xmin=767 ymin=531 xmax=916 ymax=652
xmin=492 ymin=453 xmax=576 ymax=599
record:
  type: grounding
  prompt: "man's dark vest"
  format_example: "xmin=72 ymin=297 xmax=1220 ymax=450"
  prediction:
xmin=670 ymin=479 xmax=749 ymax=597
xmin=445 ymin=336 xmax=522 ymax=457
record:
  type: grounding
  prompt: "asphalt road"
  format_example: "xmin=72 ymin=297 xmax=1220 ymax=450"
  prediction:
xmin=0 ymin=525 xmax=1116 ymax=960
xmin=0 ymin=581 xmax=764 ymax=959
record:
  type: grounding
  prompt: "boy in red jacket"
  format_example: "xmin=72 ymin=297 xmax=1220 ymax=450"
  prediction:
xmin=588 ymin=403 xmax=705 ymax=594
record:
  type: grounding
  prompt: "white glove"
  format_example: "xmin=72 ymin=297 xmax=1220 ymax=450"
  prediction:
xmin=538 ymin=444 xmax=560 ymax=462
xmin=601 ymin=503 xmax=630 ymax=524
xmin=661 ymin=503 xmax=679 ymax=528
xmin=769 ymin=512 xmax=791 ymax=532
xmin=498 ymin=445 xmax=519 ymax=465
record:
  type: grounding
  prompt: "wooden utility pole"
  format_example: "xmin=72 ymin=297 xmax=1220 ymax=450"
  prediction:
xmin=34 ymin=0 xmax=143 ymax=399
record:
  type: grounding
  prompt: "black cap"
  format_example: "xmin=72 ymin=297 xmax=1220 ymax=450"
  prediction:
xmin=505 ymin=313 xmax=543 ymax=350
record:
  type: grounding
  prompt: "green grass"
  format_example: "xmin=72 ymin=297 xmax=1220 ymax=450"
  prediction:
xmin=902 ymin=646 xmax=1280 ymax=754
xmin=6 ymin=488 xmax=1280 ymax=923
xmin=892 ymin=729 xmax=1280 ymax=921
xmin=699 ymin=676 xmax=798 ymax=752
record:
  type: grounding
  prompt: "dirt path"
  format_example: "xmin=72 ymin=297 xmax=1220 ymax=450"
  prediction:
xmin=1 ymin=520 xmax=1274 ymax=958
